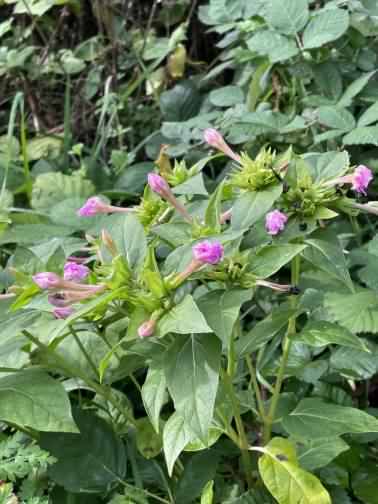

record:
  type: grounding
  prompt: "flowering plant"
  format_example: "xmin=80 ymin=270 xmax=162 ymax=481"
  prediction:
xmin=1 ymin=131 xmax=378 ymax=503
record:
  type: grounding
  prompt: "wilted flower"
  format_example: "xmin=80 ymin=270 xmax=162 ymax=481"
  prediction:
xmin=203 ymin=128 xmax=241 ymax=163
xmin=63 ymin=261 xmax=90 ymax=282
xmin=53 ymin=306 xmax=75 ymax=319
xmin=265 ymin=210 xmax=288 ymax=235
xmin=193 ymin=240 xmax=224 ymax=265
xmin=138 ymin=319 xmax=156 ymax=338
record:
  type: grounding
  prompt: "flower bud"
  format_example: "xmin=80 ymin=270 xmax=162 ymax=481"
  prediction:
xmin=147 ymin=173 xmax=170 ymax=196
xmin=63 ymin=261 xmax=90 ymax=282
xmin=265 ymin=210 xmax=288 ymax=235
xmin=203 ymin=128 xmax=241 ymax=163
xmin=138 ymin=319 xmax=156 ymax=338
xmin=77 ymin=197 xmax=110 ymax=216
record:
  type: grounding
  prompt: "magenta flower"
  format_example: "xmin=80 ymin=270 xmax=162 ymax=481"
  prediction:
xmin=352 ymin=165 xmax=373 ymax=195
xmin=265 ymin=210 xmax=288 ymax=235
xmin=53 ymin=306 xmax=74 ymax=319
xmin=147 ymin=173 xmax=170 ymax=196
xmin=203 ymin=128 xmax=241 ymax=163
xmin=48 ymin=293 xmax=67 ymax=307
xmin=33 ymin=272 xmax=62 ymax=289
xmin=64 ymin=261 xmax=90 ymax=282
xmin=138 ymin=319 xmax=156 ymax=338
xmin=193 ymin=240 xmax=224 ymax=265
xmin=77 ymin=197 xmax=110 ymax=216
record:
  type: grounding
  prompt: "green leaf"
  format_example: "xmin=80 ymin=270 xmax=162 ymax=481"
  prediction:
xmin=163 ymin=412 xmax=196 ymax=476
xmin=237 ymin=309 xmax=295 ymax=356
xmin=250 ymin=244 xmax=306 ymax=278
xmin=141 ymin=364 xmax=167 ymax=433
xmin=231 ymin=185 xmax=282 ymax=231
xmin=310 ymin=151 xmax=349 ymax=182
xmin=294 ymin=321 xmax=368 ymax=351
xmin=209 ymin=86 xmax=244 ymax=107
xmin=302 ymin=239 xmax=353 ymax=291
xmin=352 ymin=467 xmax=378 ymax=504
xmin=158 ymin=295 xmax=212 ymax=337
xmin=160 ymin=80 xmax=201 ymax=121
xmin=197 ymin=289 xmax=251 ymax=347
xmin=201 ymin=480 xmax=214 ymax=504
xmin=264 ymin=0 xmax=309 ymax=34
xmin=0 ymin=369 xmax=77 ymax=433
xmin=303 ymin=8 xmax=349 ymax=49
xmin=107 ymin=213 xmax=147 ymax=272
xmin=173 ymin=173 xmax=208 ymax=196
xmin=318 ymin=106 xmax=355 ymax=131
xmin=205 ymin=179 xmax=225 ymax=232
xmin=164 ymin=333 xmax=221 ymax=441
xmin=298 ymin=437 xmax=349 ymax=471
xmin=338 ymin=71 xmax=376 ymax=108
xmin=257 ymin=437 xmax=331 ymax=504
xmin=358 ymin=101 xmax=378 ymax=127
xmin=247 ymin=31 xmax=299 ymax=63
xmin=135 ymin=417 xmax=162 ymax=459
xmin=0 ymin=19 xmax=13 ymax=38
xmin=324 ymin=289 xmax=378 ymax=334
xmin=40 ymin=408 xmax=127 ymax=493
xmin=282 ymin=398 xmax=378 ymax=439
xmin=330 ymin=345 xmax=378 ymax=379
xmin=175 ymin=451 xmax=219 ymax=504
xmin=343 ymin=126 xmax=378 ymax=146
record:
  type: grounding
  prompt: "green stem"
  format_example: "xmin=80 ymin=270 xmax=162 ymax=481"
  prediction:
xmin=70 ymin=326 xmax=99 ymax=378
xmin=245 ymin=355 xmax=266 ymax=421
xmin=263 ymin=255 xmax=301 ymax=444
xmin=222 ymin=370 xmax=254 ymax=489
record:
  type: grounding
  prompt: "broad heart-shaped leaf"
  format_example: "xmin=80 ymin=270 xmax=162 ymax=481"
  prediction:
xmin=298 ymin=437 xmax=349 ymax=471
xmin=307 ymin=150 xmax=349 ymax=182
xmin=106 ymin=213 xmax=147 ymax=272
xmin=302 ymin=239 xmax=353 ymax=292
xmin=302 ymin=8 xmax=349 ymax=49
xmin=257 ymin=437 xmax=331 ymax=504
xmin=157 ymin=295 xmax=212 ymax=337
xmin=231 ymin=185 xmax=282 ymax=231
xmin=141 ymin=363 xmax=167 ymax=433
xmin=40 ymin=408 xmax=127 ymax=493
xmin=294 ymin=321 xmax=368 ymax=351
xmin=352 ymin=467 xmax=378 ymax=504
xmin=197 ymin=289 xmax=251 ymax=347
xmin=164 ymin=333 xmax=221 ymax=441
xmin=0 ymin=369 xmax=77 ymax=433
xmin=330 ymin=345 xmax=378 ymax=380
xmin=264 ymin=0 xmax=308 ymax=34
xmin=282 ymin=398 xmax=378 ymax=439
xmin=163 ymin=412 xmax=196 ymax=476
xmin=249 ymin=244 xmax=306 ymax=278
xmin=324 ymin=289 xmax=378 ymax=334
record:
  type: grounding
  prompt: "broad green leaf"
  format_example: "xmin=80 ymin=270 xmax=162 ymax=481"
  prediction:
xmin=197 ymin=289 xmax=251 ymax=346
xmin=294 ymin=321 xmax=368 ymax=351
xmin=352 ymin=467 xmax=378 ymax=504
xmin=164 ymin=333 xmax=221 ymax=440
xmin=250 ymin=244 xmax=306 ymax=278
xmin=141 ymin=364 xmax=167 ymax=433
xmin=0 ymin=369 xmax=77 ymax=433
xmin=282 ymin=398 xmax=378 ymax=439
xmin=310 ymin=151 xmax=349 ymax=182
xmin=237 ymin=309 xmax=296 ymax=356
xmin=318 ymin=106 xmax=355 ymax=131
xmin=303 ymin=8 xmax=349 ymax=49
xmin=175 ymin=451 xmax=219 ymax=504
xmin=330 ymin=345 xmax=378 ymax=379
xmin=201 ymin=480 xmax=214 ymax=504
xmin=209 ymin=86 xmax=244 ymax=107
xmin=247 ymin=31 xmax=299 ymax=63
xmin=160 ymin=80 xmax=201 ymax=121
xmin=27 ymin=136 xmax=62 ymax=160
xmin=232 ymin=184 xmax=282 ymax=231
xmin=343 ymin=126 xmax=378 ymax=146
xmin=107 ymin=213 xmax=147 ymax=271
xmin=163 ymin=412 xmax=196 ymax=475
xmin=257 ymin=437 xmax=331 ymax=504
xmin=338 ymin=71 xmax=376 ymax=108
xmin=173 ymin=173 xmax=208 ymax=196
xmin=324 ymin=289 xmax=378 ymax=334
xmin=264 ymin=0 xmax=308 ymax=34
xmin=158 ymin=295 xmax=212 ymax=337
xmin=135 ymin=417 xmax=162 ymax=459
xmin=298 ymin=437 xmax=349 ymax=471
xmin=40 ymin=408 xmax=127 ymax=493
xmin=302 ymin=239 xmax=353 ymax=291
xmin=358 ymin=101 xmax=378 ymax=127
xmin=0 ymin=19 xmax=13 ymax=38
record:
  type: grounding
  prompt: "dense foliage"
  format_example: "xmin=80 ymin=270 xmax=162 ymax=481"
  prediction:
xmin=1 ymin=1 xmax=378 ymax=503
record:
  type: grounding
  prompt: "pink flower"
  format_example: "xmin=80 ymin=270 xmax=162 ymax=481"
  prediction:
xmin=63 ymin=261 xmax=90 ymax=282
xmin=138 ymin=319 xmax=156 ymax=338
xmin=48 ymin=293 xmax=67 ymax=307
xmin=77 ymin=197 xmax=110 ymax=216
xmin=352 ymin=165 xmax=373 ymax=195
xmin=53 ymin=306 xmax=74 ymax=319
xmin=265 ymin=210 xmax=288 ymax=235
xmin=33 ymin=272 xmax=61 ymax=289
xmin=192 ymin=240 xmax=224 ymax=265
xmin=203 ymin=128 xmax=241 ymax=163
xmin=147 ymin=173 xmax=170 ymax=196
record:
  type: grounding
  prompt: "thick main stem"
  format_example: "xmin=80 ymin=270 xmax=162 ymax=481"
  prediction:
xmin=263 ymin=255 xmax=300 ymax=444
